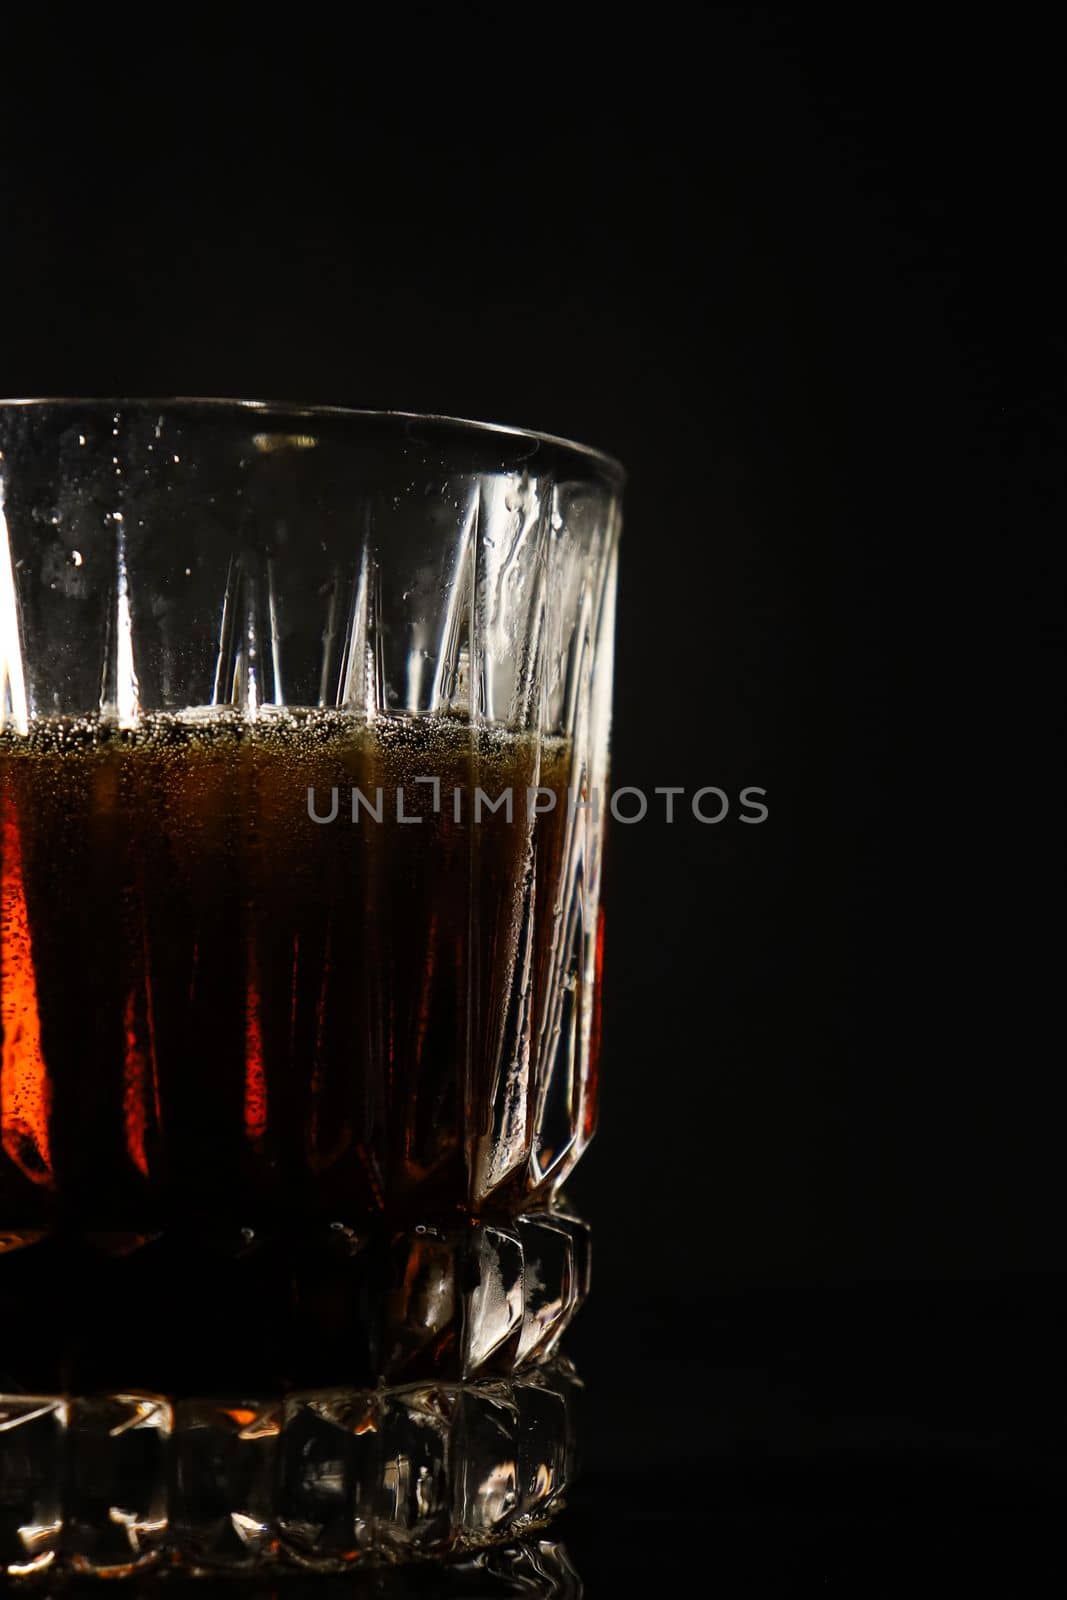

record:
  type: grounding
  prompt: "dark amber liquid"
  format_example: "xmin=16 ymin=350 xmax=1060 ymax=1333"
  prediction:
xmin=0 ymin=711 xmax=574 ymax=1237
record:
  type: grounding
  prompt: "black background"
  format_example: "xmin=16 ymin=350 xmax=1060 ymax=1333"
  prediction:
xmin=2 ymin=7 xmax=1062 ymax=1590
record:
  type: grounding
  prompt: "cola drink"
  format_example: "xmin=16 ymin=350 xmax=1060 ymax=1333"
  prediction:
xmin=0 ymin=711 xmax=582 ymax=1239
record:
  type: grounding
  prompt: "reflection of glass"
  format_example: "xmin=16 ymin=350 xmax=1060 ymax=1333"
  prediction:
xmin=0 ymin=400 xmax=621 ymax=1576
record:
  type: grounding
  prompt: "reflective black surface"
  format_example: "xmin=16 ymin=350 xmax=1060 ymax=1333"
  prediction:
xmin=561 ymin=1275 xmax=1066 ymax=1592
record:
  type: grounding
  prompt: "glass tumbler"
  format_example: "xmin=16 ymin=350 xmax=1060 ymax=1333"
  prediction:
xmin=0 ymin=399 xmax=621 ymax=1577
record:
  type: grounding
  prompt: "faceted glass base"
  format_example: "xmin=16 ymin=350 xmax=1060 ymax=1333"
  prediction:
xmin=0 ymin=1359 xmax=580 ymax=1579
xmin=0 ymin=1209 xmax=590 ymax=1393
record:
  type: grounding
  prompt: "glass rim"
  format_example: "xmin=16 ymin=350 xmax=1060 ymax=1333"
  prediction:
xmin=0 ymin=396 xmax=626 ymax=486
